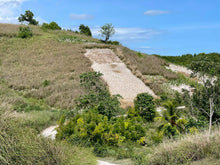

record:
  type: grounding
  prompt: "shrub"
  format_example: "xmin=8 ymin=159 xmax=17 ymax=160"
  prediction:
xmin=42 ymin=21 xmax=61 ymax=30
xmin=17 ymin=26 xmax=33 ymax=38
xmin=57 ymin=110 xmax=145 ymax=147
xmin=75 ymin=72 xmax=122 ymax=119
xmin=134 ymin=93 xmax=156 ymax=121
xmin=106 ymin=40 xmax=120 ymax=45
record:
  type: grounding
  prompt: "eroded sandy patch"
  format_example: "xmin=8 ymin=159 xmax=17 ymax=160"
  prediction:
xmin=85 ymin=49 xmax=156 ymax=106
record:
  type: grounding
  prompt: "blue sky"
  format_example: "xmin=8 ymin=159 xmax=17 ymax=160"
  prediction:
xmin=0 ymin=0 xmax=220 ymax=56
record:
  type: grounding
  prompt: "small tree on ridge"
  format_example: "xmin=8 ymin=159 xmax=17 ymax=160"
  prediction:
xmin=99 ymin=23 xmax=115 ymax=42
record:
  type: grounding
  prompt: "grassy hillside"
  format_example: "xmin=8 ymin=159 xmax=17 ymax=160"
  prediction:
xmin=0 ymin=23 xmax=219 ymax=165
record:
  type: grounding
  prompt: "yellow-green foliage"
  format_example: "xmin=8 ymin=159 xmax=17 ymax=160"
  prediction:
xmin=57 ymin=110 xmax=145 ymax=147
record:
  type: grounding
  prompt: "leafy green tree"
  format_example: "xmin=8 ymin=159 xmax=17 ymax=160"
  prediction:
xmin=134 ymin=93 xmax=156 ymax=121
xmin=189 ymin=57 xmax=219 ymax=135
xmin=156 ymin=101 xmax=187 ymax=137
xmin=99 ymin=23 xmax=115 ymax=42
xmin=79 ymin=24 xmax=92 ymax=36
xmin=18 ymin=10 xmax=38 ymax=25
xmin=75 ymin=72 xmax=121 ymax=119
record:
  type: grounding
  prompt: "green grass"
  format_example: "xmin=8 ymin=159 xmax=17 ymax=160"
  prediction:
xmin=0 ymin=109 xmax=96 ymax=165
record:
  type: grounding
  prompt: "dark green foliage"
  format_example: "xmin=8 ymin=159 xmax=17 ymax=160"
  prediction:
xmin=43 ymin=80 xmax=51 ymax=87
xmin=75 ymin=72 xmax=122 ymax=119
xmin=18 ymin=10 xmax=38 ymax=25
xmin=105 ymin=40 xmax=120 ymax=45
xmin=134 ymin=93 xmax=156 ymax=121
xmin=17 ymin=26 xmax=33 ymax=38
xmin=161 ymin=53 xmax=220 ymax=75
xmin=42 ymin=22 xmax=61 ymax=30
xmin=79 ymin=24 xmax=92 ymax=36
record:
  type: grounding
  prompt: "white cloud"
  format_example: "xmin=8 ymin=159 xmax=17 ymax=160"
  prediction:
xmin=0 ymin=0 xmax=27 ymax=23
xmin=70 ymin=13 xmax=94 ymax=20
xmin=91 ymin=27 xmax=163 ymax=42
xmin=144 ymin=10 xmax=170 ymax=16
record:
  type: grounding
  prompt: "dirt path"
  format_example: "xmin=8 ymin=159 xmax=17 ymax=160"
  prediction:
xmin=85 ymin=49 xmax=156 ymax=107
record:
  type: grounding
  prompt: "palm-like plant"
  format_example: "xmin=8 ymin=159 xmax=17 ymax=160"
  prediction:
xmin=156 ymin=101 xmax=187 ymax=137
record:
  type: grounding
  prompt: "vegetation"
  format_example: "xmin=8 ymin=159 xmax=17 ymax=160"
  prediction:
xmin=100 ymin=23 xmax=115 ymax=42
xmin=160 ymin=52 xmax=220 ymax=72
xmin=42 ymin=21 xmax=61 ymax=30
xmin=17 ymin=26 xmax=33 ymax=38
xmin=134 ymin=93 xmax=156 ymax=122
xmin=0 ymin=23 xmax=219 ymax=165
xmin=79 ymin=24 xmax=92 ymax=36
xmin=18 ymin=10 xmax=38 ymax=25
xmin=0 ymin=109 xmax=96 ymax=165
xmin=75 ymin=72 xmax=122 ymax=119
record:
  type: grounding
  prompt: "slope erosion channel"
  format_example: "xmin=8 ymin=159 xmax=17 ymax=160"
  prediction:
xmin=84 ymin=49 xmax=156 ymax=107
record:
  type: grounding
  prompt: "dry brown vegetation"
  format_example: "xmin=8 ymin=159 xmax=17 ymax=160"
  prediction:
xmin=0 ymin=24 xmax=94 ymax=109
xmin=115 ymin=46 xmax=178 ymax=95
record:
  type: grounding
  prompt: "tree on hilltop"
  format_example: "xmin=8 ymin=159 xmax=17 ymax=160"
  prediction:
xmin=18 ymin=10 xmax=38 ymax=25
xmin=99 ymin=23 xmax=115 ymax=42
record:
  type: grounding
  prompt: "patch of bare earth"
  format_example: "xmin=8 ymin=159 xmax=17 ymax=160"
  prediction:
xmin=85 ymin=49 xmax=156 ymax=107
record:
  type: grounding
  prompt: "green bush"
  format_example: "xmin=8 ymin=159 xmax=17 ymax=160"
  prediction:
xmin=105 ymin=40 xmax=120 ymax=45
xmin=17 ymin=26 xmax=33 ymax=38
xmin=134 ymin=93 xmax=156 ymax=121
xmin=75 ymin=72 xmax=122 ymax=119
xmin=57 ymin=110 xmax=145 ymax=147
xmin=42 ymin=21 xmax=61 ymax=30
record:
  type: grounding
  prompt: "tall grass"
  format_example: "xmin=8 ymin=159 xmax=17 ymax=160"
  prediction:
xmin=0 ymin=24 xmax=94 ymax=109
xmin=0 ymin=109 xmax=96 ymax=165
xmin=147 ymin=128 xmax=220 ymax=165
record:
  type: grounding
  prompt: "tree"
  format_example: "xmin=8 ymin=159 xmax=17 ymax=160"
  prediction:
xmin=156 ymin=101 xmax=187 ymax=137
xmin=99 ymin=23 xmax=115 ymax=42
xmin=79 ymin=24 xmax=92 ymax=36
xmin=75 ymin=72 xmax=121 ymax=119
xmin=18 ymin=10 xmax=38 ymax=25
xmin=134 ymin=93 xmax=156 ymax=121
xmin=189 ymin=57 xmax=220 ymax=135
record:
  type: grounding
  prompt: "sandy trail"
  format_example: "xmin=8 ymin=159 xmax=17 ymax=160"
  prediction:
xmin=85 ymin=49 xmax=156 ymax=106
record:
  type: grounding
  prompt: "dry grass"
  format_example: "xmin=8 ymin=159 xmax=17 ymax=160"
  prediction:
xmin=147 ymin=128 xmax=220 ymax=165
xmin=119 ymin=46 xmax=178 ymax=79
xmin=0 ymin=24 xmax=94 ymax=109
xmin=115 ymin=47 xmax=178 ymax=95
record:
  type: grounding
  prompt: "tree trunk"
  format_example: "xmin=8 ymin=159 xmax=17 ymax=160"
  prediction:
xmin=208 ymin=97 xmax=214 ymax=135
